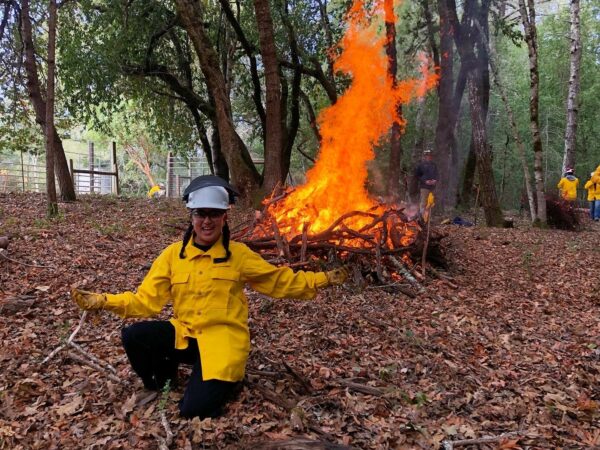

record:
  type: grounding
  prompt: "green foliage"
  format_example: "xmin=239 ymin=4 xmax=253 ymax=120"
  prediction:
xmin=3 ymin=0 xmax=600 ymax=209
xmin=158 ymin=379 xmax=172 ymax=411
xmin=59 ymin=0 xmax=201 ymax=155
xmin=411 ymin=391 xmax=429 ymax=407
xmin=91 ymin=220 xmax=123 ymax=237
xmin=32 ymin=210 xmax=66 ymax=229
xmin=485 ymin=0 xmax=600 ymax=209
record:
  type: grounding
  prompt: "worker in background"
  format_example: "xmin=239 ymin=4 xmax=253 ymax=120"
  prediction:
xmin=557 ymin=168 xmax=579 ymax=202
xmin=148 ymin=182 xmax=166 ymax=199
xmin=413 ymin=148 xmax=438 ymax=216
xmin=584 ymin=170 xmax=600 ymax=221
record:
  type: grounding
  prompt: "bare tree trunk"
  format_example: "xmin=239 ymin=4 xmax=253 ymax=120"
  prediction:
xmin=474 ymin=19 xmax=536 ymax=221
xmin=451 ymin=0 xmax=503 ymax=225
xmin=218 ymin=0 xmax=266 ymax=137
xmin=518 ymin=0 xmax=546 ymax=224
xmin=299 ymin=90 xmax=321 ymax=143
xmin=280 ymin=1 xmax=302 ymax=181
xmin=122 ymin=139 xmax=156 ymax=187
xmin=20 ymin=0 xmax=76 ymax=201
xmin=316 ymin=0 xmax=335 ymax=82
xmin=461 ymin=140 xmax=476 ymax=206
xmin=45 ymin=0 xmax=58 ymax=216
xmin=253 ymin=0 xmax=284 ymax=192
xmin=467 ymin=74 xmax=504 ymax=226
xmin=421 ymin=0 xmax=439 ymax=69
xmin=410 ymin=97 xmax=426 ymax=202
xmin=451 ymin=63 xmax=468 ymax=206
xmin=433 ymin=0 xmax=455 ymax=211
xmin=562 ymin=0 xmax=582 ymax=173
xmin=211 ymin=125 xmax=229 ymax=181
xmin=189 ymin=108 xmax=215 ymax=175
xmin=175 ymin=0 xmax=260 ymax=196
xmin=384 ymin=0 xmax=403 ymax=200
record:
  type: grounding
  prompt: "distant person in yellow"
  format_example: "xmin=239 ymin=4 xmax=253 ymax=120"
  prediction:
xmin=584 ymin=169 xmax=600 ymax=221
xmin=557 ymin=168 xmax=579 ymax=201
xmin=147 ymin=182 xmax=166 ymax=198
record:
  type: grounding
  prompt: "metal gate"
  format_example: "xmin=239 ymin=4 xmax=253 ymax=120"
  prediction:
xmin=0 ymin=144 xmax=118 ymax=195
xmin=165 ymin=152 xmax=211 ymax=198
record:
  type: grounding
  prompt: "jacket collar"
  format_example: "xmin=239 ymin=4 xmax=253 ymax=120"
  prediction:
xmin=184 ymin=235 xmax=228 ymax=262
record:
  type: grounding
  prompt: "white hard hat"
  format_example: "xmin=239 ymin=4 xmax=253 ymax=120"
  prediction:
xmin=186 ymin=186 xmax=229 ymax=210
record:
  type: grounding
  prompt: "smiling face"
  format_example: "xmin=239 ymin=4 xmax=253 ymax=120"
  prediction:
xmin=191 ymin=209 xmax=227 ymax=246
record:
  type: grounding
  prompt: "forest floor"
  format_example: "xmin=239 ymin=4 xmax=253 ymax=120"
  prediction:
xmin=1 ymin=192 xmax=599 ymax=450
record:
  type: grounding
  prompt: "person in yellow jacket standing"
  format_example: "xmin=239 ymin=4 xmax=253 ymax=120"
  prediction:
xmin=557 ymin=168 xmax=579 ymax=201
xmin=71 ymin=175 xmax=348 ymax=419
xmin=584 ymin=170 xmax=600 ymax=221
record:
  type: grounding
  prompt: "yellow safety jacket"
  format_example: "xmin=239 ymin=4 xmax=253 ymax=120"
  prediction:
xmin=557 ymin=176 xmax=579 ymax=201
xmin=147 ymin=185 xmax=161 ymax=198
xmin=585 ymin=173 xmax=600 ymax=201
xmin=105 ymin=237 xmax=328 ymax=382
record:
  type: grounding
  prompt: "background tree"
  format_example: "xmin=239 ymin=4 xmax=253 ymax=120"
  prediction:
xmin=19 ymin=0 xmax=76 ymax=201
xmin=253 ymin=0 xmax=284 ymax=192
xmin=518 ymin=0 xmax=546 ymax=224
xmin=562 ymin=0 xmax=582 ymax=173
xmin=45 ymin=0 xmax=58 ymax=215
xmin=384 ymin=0 xmax=404 ymax=200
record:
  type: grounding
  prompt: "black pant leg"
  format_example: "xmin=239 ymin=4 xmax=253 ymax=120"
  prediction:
xmin=121 ymin=321 xmax=180 ymax=390
xmin=179 ymin=357 xmax=239 ymax=419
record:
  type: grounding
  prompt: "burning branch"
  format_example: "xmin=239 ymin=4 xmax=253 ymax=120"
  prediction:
xmin=234 ymin=204 xmax=445 ymax=292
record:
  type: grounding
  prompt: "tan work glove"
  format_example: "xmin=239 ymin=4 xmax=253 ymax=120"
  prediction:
xmin=325 ymin=266 xmax=349 ymax=286
xmin=71 ymin=288 xmax=107 ymax=311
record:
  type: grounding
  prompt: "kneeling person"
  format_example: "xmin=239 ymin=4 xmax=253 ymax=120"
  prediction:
xmin=71 ymin=176 xmax=347 ymax=418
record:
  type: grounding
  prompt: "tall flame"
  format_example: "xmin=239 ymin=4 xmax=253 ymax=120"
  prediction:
xmin=268 ymin=0 xmax=438 ymax=238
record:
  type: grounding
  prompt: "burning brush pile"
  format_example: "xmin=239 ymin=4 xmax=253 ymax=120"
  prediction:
xmin=232 ymin=2 xmax=443 ymax=292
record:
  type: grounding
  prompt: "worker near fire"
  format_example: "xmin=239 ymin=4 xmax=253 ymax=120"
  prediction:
xmin=414 ymin=148 xmax=438 ymax=215
xmin=584 ymin=170 xmax=600 ymax=221
xmin=557 ymin=168 xmax=579 ymax=202
xmin=70 ymin=175 xmax=348 ymax=419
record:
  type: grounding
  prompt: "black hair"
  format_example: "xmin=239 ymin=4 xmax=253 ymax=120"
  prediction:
xmin=213 ymin=222 xmax=231 ymax=263
xmin=179 ymin=220 xmax=232 ymax=262
xmin=179 ymin=223 xmax=194 ymax=259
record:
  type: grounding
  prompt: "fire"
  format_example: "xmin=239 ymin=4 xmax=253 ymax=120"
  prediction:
xmin=267 ymin=0 xmax=438 ymax=243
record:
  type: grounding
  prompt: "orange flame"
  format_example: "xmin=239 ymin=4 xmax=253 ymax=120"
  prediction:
xmin=268 ymin=0 xmax=438 ymax=239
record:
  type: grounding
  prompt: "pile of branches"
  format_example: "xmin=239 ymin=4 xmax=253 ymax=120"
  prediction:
xmin=545 ymin=195 xmax=581 ymax=231
xmin=231 ymin=207 xmax=447 ymax=292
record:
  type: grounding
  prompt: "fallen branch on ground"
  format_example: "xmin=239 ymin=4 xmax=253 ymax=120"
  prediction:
xmin=0 ymin=248 xmax=55 ymax=269
xmin=442 ymin=431 xmax=526 ymax=449
xmin=253 ymin=438 xmax=354 ymax=449
xmin=337 ymin=379 xmax=384 ymax=397
xmin=42 ymin=310 xmax=120 ymax=382
xmin=387 ymin=256 xmax=425 ymax=294
xmin=157 ymin=410 xmax=174 ymax=450
xmin=67 ymin=351 xmax=122 ymax=383
xmin=249 ymin=380 xmax=338 ymax=442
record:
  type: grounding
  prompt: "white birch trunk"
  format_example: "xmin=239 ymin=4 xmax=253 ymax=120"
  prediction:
xmin=562 ymin=0 xmax=582 ymax=173
xmin=518 ymin=0 xmax=546 ymax=224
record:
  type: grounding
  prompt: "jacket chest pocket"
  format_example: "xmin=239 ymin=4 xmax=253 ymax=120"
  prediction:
xmin=171 ymin=272 xmax=191 ymax=296
xmin=208 ymin=267 xmax=241 ymax=309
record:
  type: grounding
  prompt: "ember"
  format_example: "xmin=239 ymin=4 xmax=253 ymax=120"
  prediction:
xmin=233 ymin=0 xmax=440 ymax=288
